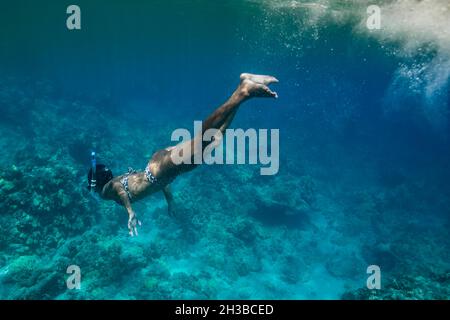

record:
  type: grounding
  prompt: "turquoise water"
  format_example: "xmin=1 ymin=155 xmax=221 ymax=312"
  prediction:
xmin=0 ymin=0 xmax=449 ymax=299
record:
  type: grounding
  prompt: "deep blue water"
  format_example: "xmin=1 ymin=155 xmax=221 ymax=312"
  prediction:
xmin=0 ymin=0 xmax=449 ymax=299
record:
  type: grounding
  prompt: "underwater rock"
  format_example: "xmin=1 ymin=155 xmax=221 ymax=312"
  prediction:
xmin=251 ymin=199 xmax=312 ymax=229
xmin=228 ymin=216 xmax=261 ymax=244
xmin=233 ymin=248 xmax=263 ymax=277
xmin=342 ymin=271 xmax=450 ymax=300
xmin=3 ymin=255 xmax=42 ymax=287
xmin=256 ymin=174 xmax=317 ymax=216
xmin=0 ymin=177 xmax=15 ymax=194
xmin=119 ymin=245 xmax=147 ymax=269
xmin=325 ymin=250 xmax=366 ymax=280
xmin=280 ymin=255 xmax=308 ymax=284
xmin=362 ymin=243 xmax=399 ymax=273
xmin=1 ymin=255 xmax=62 ymax=299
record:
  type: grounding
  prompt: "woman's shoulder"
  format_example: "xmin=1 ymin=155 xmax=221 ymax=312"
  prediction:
xmin=101 ymin=178 xmax=123 ymax=198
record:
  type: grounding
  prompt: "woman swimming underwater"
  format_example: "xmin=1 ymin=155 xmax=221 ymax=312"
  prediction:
xmin=87 ymin=73 xmax=278 ymax=236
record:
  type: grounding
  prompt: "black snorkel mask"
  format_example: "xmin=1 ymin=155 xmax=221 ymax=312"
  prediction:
xmin=87 ymin=152 xmax=113 ymax=197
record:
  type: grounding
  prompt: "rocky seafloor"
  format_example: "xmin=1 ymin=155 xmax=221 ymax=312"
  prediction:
xmin=0 ymin=79 xmax=449 ymax=299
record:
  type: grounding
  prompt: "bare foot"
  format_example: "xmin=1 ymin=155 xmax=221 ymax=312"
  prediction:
xmin=239 ymin=73 xmax=279 ymax=99
xmin=240 ymin=73 xmax=279 ymax=85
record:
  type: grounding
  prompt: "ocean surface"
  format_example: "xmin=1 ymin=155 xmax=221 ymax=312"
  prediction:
xmin=0 ymin=0 xmax=449 ymax=299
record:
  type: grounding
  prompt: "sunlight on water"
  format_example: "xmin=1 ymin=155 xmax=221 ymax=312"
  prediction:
xmin=255 ymin=0 xmax=450 ymax=128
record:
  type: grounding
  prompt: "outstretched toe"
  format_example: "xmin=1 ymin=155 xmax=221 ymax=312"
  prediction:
xmin=259 ymin=84 xmax=278 ymax=98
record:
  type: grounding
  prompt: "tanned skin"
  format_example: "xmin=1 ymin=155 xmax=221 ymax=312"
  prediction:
xmin=99 ymin=73 xmax=279 ymax=236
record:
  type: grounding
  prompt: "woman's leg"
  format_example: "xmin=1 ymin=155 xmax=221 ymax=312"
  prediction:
xmin=150 ymin=73 xmax=278 ymax=179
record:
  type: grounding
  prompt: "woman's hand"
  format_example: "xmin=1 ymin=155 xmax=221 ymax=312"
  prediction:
xmin=118 ymin=188 xmax=141 ymax=237
xmin=128 ymin=211 xmax=142 ymax=236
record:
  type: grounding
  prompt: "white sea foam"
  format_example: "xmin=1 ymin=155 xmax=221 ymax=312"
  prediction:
xmin=257 ymin=0 xmax=450 ymax=56
xmin=255 ymin=0 xmax=450 ymax=128
xmin=363 ymin=0 xmax=450 ymax=129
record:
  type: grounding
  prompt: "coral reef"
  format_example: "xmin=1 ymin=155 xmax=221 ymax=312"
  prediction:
xmin=0 ymin=79 xmax=449 ymax=300
xmin=342 ymin=272 xmax=450 ymax=300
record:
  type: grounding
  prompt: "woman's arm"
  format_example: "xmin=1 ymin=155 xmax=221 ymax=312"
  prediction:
xmin=117 ymin=187 xmax=141 ymax=236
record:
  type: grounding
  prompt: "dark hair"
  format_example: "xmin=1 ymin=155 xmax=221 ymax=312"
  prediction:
xmin=87 ymin=164 xmax=113 ymax=193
